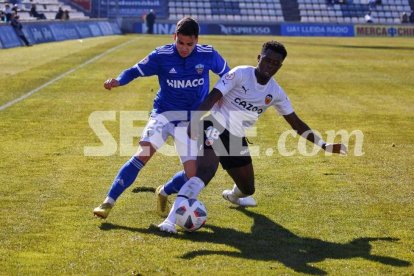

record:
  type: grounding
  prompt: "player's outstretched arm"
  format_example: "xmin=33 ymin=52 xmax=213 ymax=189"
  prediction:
xmin=103 ymin=78 xmax=120 ymax=90
xmin=104 ymin=66 xmax=141 ymax=90
xmin=283 ymin=112 xmax=347 ymax=155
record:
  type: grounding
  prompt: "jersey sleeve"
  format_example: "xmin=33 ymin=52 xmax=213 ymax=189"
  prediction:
xmin=210 ymin=48 xmax=230 ymax=77
xmin=115 ymin=50 xmax=160 ymax=86
xmin=272 ymin=86 xmax=294 ymax=115
xmin=116 ymin=66 xmax=141 ymax=86
xmin=133 ymin=50 xmax=160 ymax=77
xmin=213 ymin=67 xmax=241 ymax=96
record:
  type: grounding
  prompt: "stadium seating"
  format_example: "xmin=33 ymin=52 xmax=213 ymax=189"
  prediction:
xmin=3 ymin=0 xmax=411 ymax=24
xmin=166 ymin=0 xmax=412 ymax=24
xmin=0 ymin=0 xmax=87 ymax=21
xmin=168 ymin=0 xmax=285 ymax=22
xmin=298 ymin=0 xmax=413 ymax=24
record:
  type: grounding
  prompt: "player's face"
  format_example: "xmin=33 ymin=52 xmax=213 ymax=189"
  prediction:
xmin=256 ymin=49 xmax=284 ymax=79
xmin=174 ymin=33 xmax=198 ymax=58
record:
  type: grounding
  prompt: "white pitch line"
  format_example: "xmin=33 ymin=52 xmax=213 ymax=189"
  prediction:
xmin=0 ymin=39 xmax=135 ymax=112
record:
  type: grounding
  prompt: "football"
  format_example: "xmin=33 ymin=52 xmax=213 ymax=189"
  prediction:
xmin=175 ymin=198 xmax=207 ymax=232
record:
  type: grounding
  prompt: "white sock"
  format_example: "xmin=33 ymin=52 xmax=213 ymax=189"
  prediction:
xmin=165 ymin=177 xmax=205 ymax=224
xmin=103 ymin=196 xmax=115 ymax=205
xmin=232 ymin=184 xmax=247 ymax=198
xmin=159 ymin=186 xmax=168 ymax=197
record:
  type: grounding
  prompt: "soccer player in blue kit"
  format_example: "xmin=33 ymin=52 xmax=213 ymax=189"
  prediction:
xmin=93 ymin=17 xmax=230 ymax=219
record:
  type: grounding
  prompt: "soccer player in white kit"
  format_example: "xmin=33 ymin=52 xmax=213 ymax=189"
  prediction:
xmin=158 ymin=41 xmax=347 ymax=233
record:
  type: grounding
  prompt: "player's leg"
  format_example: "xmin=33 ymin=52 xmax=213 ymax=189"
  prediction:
xmin=164 ymin=149 xmax=220 ymax=219
xmin=156 ymin=160 xmax=196 ymax=217
xmin=220 ymin=134 xmax=257 ymax=207
xmin=106 ymin=141 xmax=155 ymax=202
xmin=158 ymin=117 xmax=222 ymax=232
xmin=93 ymin=142 xmax=156 ymax=219
xmin=157 ymin=122 xmax=197 ymax=196
xmin=158 ymin=148 xmax=220 ymax=233
xmin=222 ymin=163 xmax=257 ymax=207
xmin=156 ymin=121 xmax=197 ymax=216
xmin=226 ymin=163 xmax=255 ymax=195
xmin=93 ymin=115 xmax=167 ymax=219
xmin=156 ymin=160 xmax=195 ymax=194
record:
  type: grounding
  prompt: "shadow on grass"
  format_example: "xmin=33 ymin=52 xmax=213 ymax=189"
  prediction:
xmin=100 ymin=208 xmax=411 ymax=275
xmin=131 ymin=186 xmax=156 ymax=193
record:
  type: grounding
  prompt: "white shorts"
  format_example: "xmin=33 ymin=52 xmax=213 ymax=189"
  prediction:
xmin=140 ymin=113 xmax=198 ymax=163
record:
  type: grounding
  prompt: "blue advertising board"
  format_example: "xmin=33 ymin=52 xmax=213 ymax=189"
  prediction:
xmin=49 ymin=23 xmax=81 ymax=41
xmin=110 ymin=22 xmax=122 ymax=35
xmin=24 ymin=24 xmax=55 ymax=44
xmin=133 ymin=22 xmax=175 ymax=34
xmin=76 ymin=22 xmax=93 ymax=38
xmin=88 ymin=22 xmax=103 ymax=36
xmin=202 ymin=23 xmax=279 ymax=36
xmin=281 ymin=23 xmax=354 ymax=37
xmin=97 ymin=21 xmax=114 ymax=35
xmin=0 ymin=25 xmax=22 ymax=48
xmin=133 ymin=22 xmax=280 ymax=35
xmin=1 ymin=20 xmax=121 ymax=49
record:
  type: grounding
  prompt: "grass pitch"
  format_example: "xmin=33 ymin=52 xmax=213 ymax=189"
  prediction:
xmin=0 ymin=35 xmax=413 ymax=275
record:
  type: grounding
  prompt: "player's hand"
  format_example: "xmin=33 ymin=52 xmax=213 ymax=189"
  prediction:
xmin=324 ymin=143 xmax=347 ymax=155
xmin=104 ymin=78 xmax=120 ymax=90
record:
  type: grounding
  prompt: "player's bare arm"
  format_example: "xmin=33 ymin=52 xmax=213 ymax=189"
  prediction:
xmin=283 ymin=112 xmax=347 ymax=154
xmin=103 ymin=78 xmax=120 ymax=90
xmin=187 ymin=88 xmax=223 ymax=139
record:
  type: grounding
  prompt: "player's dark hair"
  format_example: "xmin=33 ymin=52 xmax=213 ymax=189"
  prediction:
xmin=262 ymin=41 xmax=287 ymax=59
xmin=176 ymin=17 xmax=199 ymax=37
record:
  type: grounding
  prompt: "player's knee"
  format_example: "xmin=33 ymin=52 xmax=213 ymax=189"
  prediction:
xmin=196 ymin=164 xmax=218 ymax=185
xmin=185 ymin=170 xmax=196 ymax=178
xmin=183 ymin=161 xmax=197 ymax=178
xmin=135 ymin=154 xmax=150 ymax=165
xmin=135 ymin=142 xmax=156 ymax=164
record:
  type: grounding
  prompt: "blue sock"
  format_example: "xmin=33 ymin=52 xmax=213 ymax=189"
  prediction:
xmin=108 ymin=156 xmax=144 ymax=201
xmin=163 ymin=170 xmax=188 ymax=195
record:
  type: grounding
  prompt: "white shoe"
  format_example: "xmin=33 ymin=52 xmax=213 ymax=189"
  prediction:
xmin=222 ymin=189 xmax=239 ymax=204
xmin=158 ymin=220 xmax=177 ymax=234
xmin=238 ymin=196 xmax=257 ymax=207
xmin=222 ymin=190 xmax=257 ymax=207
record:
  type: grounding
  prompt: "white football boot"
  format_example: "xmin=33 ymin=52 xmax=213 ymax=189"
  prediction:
xmin=222 ymin=189 xmax=257 ymax=207
xmin=158 ymin=220 xmax=177 ymax=234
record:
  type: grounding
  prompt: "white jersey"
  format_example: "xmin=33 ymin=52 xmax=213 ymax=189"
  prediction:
xmin=211 ymin=65 xmax=294 ymax=137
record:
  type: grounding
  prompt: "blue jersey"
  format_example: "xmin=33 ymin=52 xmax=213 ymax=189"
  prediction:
xmin=116 ymin=43 xmax=230 ymax=114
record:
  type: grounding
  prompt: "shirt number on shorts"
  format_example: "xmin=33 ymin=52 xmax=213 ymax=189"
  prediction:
xmin=146 ymin=119 xmax=164 ymax=137
xmin=205 ymin=126 xmax=220 ymax=146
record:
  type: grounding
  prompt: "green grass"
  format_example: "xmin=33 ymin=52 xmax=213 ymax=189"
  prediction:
xmin=0 ymin=35 xmax=413 ymax=275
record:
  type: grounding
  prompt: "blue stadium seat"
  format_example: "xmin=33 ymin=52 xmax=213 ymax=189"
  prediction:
xmin=167 ymin=0 xmax=407 ymax=24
